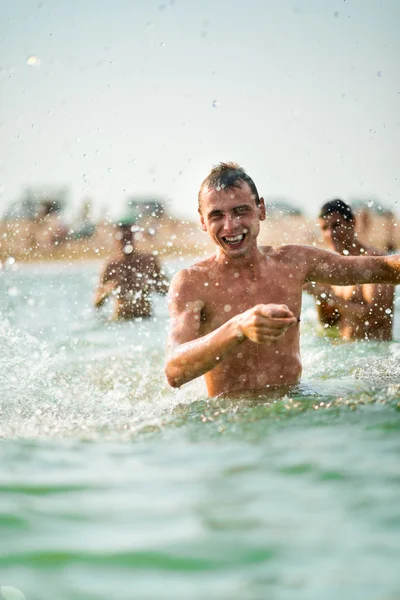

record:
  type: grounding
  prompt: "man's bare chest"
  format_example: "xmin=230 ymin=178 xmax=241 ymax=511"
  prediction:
xmin=200 ymin=269 xmax=302 ymax=332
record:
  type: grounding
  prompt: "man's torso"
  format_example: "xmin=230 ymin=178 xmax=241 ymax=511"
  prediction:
xmin=330 ymin=245 xmax=394 ymax=340
xmin=331 ymin=282 xmax=394 ymax=340
xmin=105 ymin=253 xmax=158 ymax=319
xmin=187 ymin=246 xmax=307 ymax=396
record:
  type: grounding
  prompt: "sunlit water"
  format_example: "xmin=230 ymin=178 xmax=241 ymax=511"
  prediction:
xmin=1 ymin=258 xmax=400 ymax=600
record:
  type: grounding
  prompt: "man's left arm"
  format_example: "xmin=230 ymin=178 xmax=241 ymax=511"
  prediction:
xmin=303 ymin=247 xmax=400 ymax=286
xmin=93 ymin=264 xmax=115 ymax=308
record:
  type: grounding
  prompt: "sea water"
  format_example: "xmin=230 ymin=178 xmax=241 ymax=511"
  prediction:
xmin=0 ymin=258 xmax=399 ymax=600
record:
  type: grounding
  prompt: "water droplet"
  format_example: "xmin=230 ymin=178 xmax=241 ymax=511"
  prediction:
xmin=27 ymin=56 xmax=41 ymax=67
xmin=367 ymin=200 xmax=374 ymax=208
xmin=212 ymin=100 xmax=219 ymax=108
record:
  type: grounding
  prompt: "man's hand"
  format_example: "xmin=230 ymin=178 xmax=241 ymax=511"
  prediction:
xmin=93 ymin=281 xmax=115 ymax=308
xmin=236 ymin=304 xmax=297 ymax=344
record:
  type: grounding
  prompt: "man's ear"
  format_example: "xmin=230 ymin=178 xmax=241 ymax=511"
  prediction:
xmin=258 ymin=197 xmax=266 ymax=221
xmin=199 ymin=209 xmax=207 ymax=231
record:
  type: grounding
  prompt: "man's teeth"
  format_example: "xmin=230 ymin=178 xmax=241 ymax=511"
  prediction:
xmin=224 ymin=234 xmax=245 ymax=245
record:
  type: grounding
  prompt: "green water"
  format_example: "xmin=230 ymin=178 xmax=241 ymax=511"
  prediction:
xmin=1 ymin=259 xmax=400 ymax=599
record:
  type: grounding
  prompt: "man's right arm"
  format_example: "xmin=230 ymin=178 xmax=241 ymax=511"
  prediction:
xmin=165 ymin=270 xmax=297 ymax=388
xmin=304 ymin=282 xmax=341 ymax=326
xmin=93 ymin=264 xmax=115 ymax=308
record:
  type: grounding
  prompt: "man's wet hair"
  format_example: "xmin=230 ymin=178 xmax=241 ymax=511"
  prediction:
xmin=319 ymin=199 xmax=355 ymax=222
xmin=198 ymin=162 xmax=260 ymax=210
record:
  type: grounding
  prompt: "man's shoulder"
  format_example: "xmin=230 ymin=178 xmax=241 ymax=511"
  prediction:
xmin=170 ymin=256 xmax=215 ymax=287
xmin=260 ymin=244 xmax=316 ymax=261
xmin=135 ymin=251 xmax=158 ymax=264
xmin=102 ymin=259 xmax=121 ymax=273
xmin=100 ymin=259 xmax=122 ymax=282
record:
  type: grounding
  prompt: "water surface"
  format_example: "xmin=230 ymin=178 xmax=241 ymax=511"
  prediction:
xmin=1 ymin=259 xmax=400 ymax=600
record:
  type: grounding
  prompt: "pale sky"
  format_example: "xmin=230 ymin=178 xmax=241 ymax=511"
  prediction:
xmin=1 ymin=0 xmax=399 ymax=221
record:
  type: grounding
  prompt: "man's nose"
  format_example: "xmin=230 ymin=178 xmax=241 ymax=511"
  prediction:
xmin=223 ymin=213 xmax=240 ymax=230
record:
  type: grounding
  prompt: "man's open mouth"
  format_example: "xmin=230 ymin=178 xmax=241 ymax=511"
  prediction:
xmin=222 ymin=233 xmax=245 ymax=246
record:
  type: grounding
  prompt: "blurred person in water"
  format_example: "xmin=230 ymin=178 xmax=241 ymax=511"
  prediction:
xmin=165 ymin=163 xmax=400 ymax=398
xmin=305 ymin=199 xmax=395 ymax=341
xmin=94 ymin=223 xmax=169 ymax=320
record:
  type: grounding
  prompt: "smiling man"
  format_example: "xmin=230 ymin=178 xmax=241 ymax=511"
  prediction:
xmin=305 ymin=199 xmax=395 ymax=340
xmin=165 ymin=163 xmax=400 ymax=397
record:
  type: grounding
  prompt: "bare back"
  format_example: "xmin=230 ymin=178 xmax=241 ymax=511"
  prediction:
xmin=101 ymin=252 xmax=167 ymax=319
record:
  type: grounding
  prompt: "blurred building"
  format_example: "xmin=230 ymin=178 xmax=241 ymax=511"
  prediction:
xmin=264 ymin=198 xmax=303 ymax=219
xmin=2 ymin=186 xmax=68 ymax=222
xmin=350 ymin=198 xmax=398 ymax=253
xmin=123 ymin=196 xmax=167 ymax=224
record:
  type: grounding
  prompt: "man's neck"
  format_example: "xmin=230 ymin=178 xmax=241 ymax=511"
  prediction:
xmin=117 ymin=249 xmax=138 ymax=261
xmin=215 ymin=246 xmax=264 ymax=271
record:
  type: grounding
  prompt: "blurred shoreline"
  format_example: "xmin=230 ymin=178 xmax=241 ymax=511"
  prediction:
xmin=0 ymin=213 xmax=397 ymax=265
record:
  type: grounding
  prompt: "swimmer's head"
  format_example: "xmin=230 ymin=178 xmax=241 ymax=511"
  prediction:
xmin=113 ymin=223 xmax=137 ymax=252
xmin=318 ymin=199 xmax=356 ymax=253
xmin=198 ymin=162 xmax=260 ymax=212
xmin=319 ymin=199 xmax=355 ymax=223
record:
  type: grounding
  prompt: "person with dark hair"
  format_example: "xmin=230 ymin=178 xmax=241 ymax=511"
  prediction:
xmin=94 ymin=224 xmax=169 ymax=320
xmin=318 ymin=198 xmax=355 ymax=222
xmin=305 ymin=199 xmax=395 ymax=340
xmin=165 ymin=163 xmax=400 ymax=398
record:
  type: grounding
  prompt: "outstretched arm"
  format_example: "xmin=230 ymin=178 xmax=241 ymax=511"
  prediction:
xmin=165 ymin=270 xmax=297 ymax=388
xmin=304 ymin=247 xmax=400 ymax=286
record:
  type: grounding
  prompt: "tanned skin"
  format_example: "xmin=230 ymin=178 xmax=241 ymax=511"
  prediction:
xmin=94 ymin=227 xmax=168 ymax=320
xmin=165 ymin=181 xmax=400 ymax=398
xmin=305 ymin=212 xmax=394 ymax=340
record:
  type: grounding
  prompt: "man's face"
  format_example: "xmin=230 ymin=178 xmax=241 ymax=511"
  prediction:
xmin=199 ymin=182 xmax=266 ymax=258
xmin=319 ymin=212 xmax=355 ymax=253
